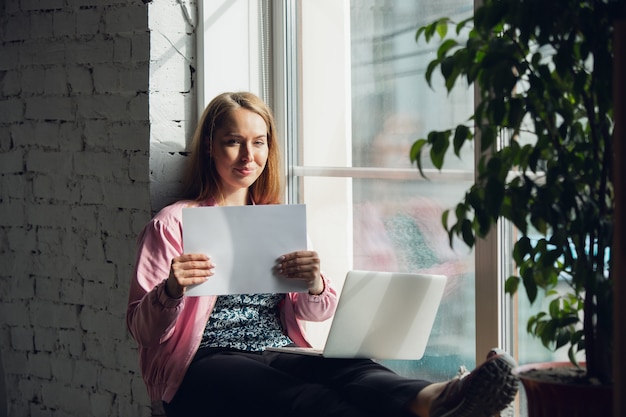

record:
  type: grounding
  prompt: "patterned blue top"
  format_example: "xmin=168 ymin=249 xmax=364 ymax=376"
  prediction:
xmin=198 ymin=293 xmax=294 ymax=351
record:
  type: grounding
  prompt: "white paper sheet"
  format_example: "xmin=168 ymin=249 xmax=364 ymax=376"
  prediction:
xmin=182 ymin=204 xmax=310 ymax=296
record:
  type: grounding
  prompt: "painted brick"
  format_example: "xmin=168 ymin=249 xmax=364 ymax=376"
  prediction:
xmin=70 ymin=205 xmax=99 ymax=232
xmin=10 ymin=121 xmax=37 ymax=146
xmin=10 ymin=326 xmax=34 ymax=351
xmin=90 ymin=390 xmax=115 ymax=417
xmin=104 ymin=4 xmax=147 ymax=35
xmin=76 ymin=7 xmax=102 ymax=35
xmin=26 ymin=203 xmax=72 ymax=229
xmin=103 ymin=181 xmax=150 ymax=210
xmin=76 ymin=259 xmax=116 ymax=284
xmin=6 ymin=226 xmax=37 ymax=254
xmin=0 ymin=1 xmax=187 ymax=415
xmin=114 ymin=35 xmax=132 ymax=63
xmin=120 ymin=63 xmax=149 ymax=92
xmin=28 ymin=404 xmax=54 ymax=417
xmin=131 ymin=30 xmax=150 ymax=62
xmin=58 ymin=120 xmax=85 ymax=152
xmin=81 ymin=234 xmax=107 ymax=262
xmin=98 ymin=207 xmax=133 ymax=236
xmin=30 ymin=13 xmax=54 ymax=39
xmin=59 ymin=278 xmax=85 ymax=307
xmin=6 ymin=271 xmax=36 ymax=301
xmin=4 ymin=0 xmax=19 ymax=14
xmin=34 ymin=274 xmax=61 ymax=302
xmin=0 ymin=150 xmax=24 ymax=173
xmin=38 ymin=228 xmax=71 ymax=258
xmin=49 ymin=353 xmax=74 ymax=383
xmin=30 ymin=300 xmax=79 ymax=329
xmin=149 ymin=91 xmax=187 ymax=121
xmin=75 ymin=94 xmax=130 ymax=121
xmin=104 ymin=235 xmax=135 ymax=268
xmin=2 ymin=69 xmax=21 ymax=96
xmin=92 ymin=64 xmax=119 ymax=93
xmin=43 ymin=66 xmax=68 ymax=95
xmin=52 ymin=10 xmax=76 ymax=37
xmin=57 ymin=329 xmax=84 ymax=358
xmin=150 ymin=120 xmax=191 ymax=148
xmin=129 ymin=151 xmax=150 ymax=182
xmin=116 ymin=397 xmax=152 ymax=417
xmin=79 ymin=177 xmax=104 ymax=204
xmin=108 ymin=121 xmax=151 ymax=152
xmin=83 ymin=281 xmax=110 ymax=310
xmin=72 ymin=358 xmax=98 ymax=389
xmin=20 ymin=67 xmax=46 ymax=94
xmin=108 ymin=295 xmax=131 ymax=331
xmin=21 ymin=0 xmax=64 ymax=11
xmin=67 ymin=38 xmax=115 ymax=64
xmin=4 ymin=13 xmax=30 ymax=42
xmin=33 ymin=121 xmax=63 ymax=150
xmin=32 ymin=174 xmax=74 ymax=201
xmin=150 ymin=55 xmax=192 ymax=92
xmin=0 ymin=43 xmax=19 ymax=71
xmin=99 ymin=367 xmax=131 ymax=395
xmin=67 ymin=64 xmax=94 ymax=94
xmin=130 ymin=371 xmax=148 ymax=400
xmin=19 ymin=41 xmax=66 ymax=66
xmin=27 ymin=351 xmax=52 ymax=380
xmin=82 ymin=120 xmax=109 ymax=148
xmin=2 ymin=350 xmax=28 ymax=377
xmin=73 ymin=150 xmax=125 ymax=179
xmin=40 ymin=380 xmax=91 ymax=416
xmin=149 ymin=0 xmax=192 ymax=36
xmin=34 ymin=327 xmax=58 ymax=352
xmin=0 ymin=201 xmax=26 ymax=226
xmin=15 ymin=379 xmax=41 ymax=411
xmin=26 ymin=148 xmax=72 ymax=176
xmin=0 ymin=97 xmax=24 ymax=123
xmin=128 ymin=92 xmax=149 ymax=121
xmin=83 ymin=334 xmax=116 ymax=369
xmin=25 ymin=96 xmax=74 ymax=121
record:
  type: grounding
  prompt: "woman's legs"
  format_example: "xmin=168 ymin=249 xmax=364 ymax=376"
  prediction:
xmin=266 ymin=351 xmax=429 ymax=416
xmin=164 ymin=350 xmax=429 ymax=417
xmin=163 ymin=349 xmax=400 ymax=417
xmin=163 ymin=348 xmax=519 ymax=417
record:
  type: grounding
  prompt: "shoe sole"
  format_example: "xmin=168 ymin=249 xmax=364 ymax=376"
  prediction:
xmin=432 ymin=354 xmax=519 ymax=417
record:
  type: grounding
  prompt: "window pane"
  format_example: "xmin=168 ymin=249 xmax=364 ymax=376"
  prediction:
xmin=353 ymin=177 xmax=476 ymax=377
xmin=349 ymin=0 xmax=476 ymax=377
xmin=351 ymin=0 xmax=474 ymax=171
xmin=293 ymin=0 xmax=481 ymax=378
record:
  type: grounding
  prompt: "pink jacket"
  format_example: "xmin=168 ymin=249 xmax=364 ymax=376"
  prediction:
xmin=126 ymin=199 xmax=338 ymax=403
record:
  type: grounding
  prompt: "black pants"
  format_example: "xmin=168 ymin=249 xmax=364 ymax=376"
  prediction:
xmin=163 ymin=348 xmax=431 ymax=417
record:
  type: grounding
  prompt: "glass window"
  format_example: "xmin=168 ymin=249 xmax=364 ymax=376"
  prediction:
xmin=282 ymin=0 xmax=478 ymax=378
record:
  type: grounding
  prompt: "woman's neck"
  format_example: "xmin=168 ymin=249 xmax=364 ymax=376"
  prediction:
xmin=217 ymin=189 xmax=250 ymax=206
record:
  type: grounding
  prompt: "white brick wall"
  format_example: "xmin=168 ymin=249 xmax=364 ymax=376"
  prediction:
xmin=0 ymin=0 xmax=196 ymax=416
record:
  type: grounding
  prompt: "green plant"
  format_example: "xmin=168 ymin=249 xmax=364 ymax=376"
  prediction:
xmin=411 ymin=0 xmax=620 ymax=384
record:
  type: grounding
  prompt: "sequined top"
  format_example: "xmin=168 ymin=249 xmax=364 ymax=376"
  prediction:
xmin=198 ymin=293 xmax=294 ymax=351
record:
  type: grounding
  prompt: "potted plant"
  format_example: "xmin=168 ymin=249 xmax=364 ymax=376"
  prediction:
xmin=410 ymin=0 xmax=622 ymax=415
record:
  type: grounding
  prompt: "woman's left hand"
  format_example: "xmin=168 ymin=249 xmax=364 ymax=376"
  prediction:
xmin=276 ymin=250 xmax=324 ymax=295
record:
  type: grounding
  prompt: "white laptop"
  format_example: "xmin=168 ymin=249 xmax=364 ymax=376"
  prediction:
xmin=266 ymin=270 xmax=447 ymax=360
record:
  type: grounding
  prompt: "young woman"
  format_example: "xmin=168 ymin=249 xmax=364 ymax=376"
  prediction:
xmin=126 ymin=91 xmax=519 ymax=417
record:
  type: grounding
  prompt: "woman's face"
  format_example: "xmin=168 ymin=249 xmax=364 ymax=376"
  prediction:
xmin=209 ymin=108 xmax=269 ymax=196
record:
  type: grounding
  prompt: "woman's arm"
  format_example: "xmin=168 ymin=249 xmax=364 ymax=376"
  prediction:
xmin=126 ymin=219 xmax=186 ymax=347
xmin=291 ymin=274 xmax=338 ymax=321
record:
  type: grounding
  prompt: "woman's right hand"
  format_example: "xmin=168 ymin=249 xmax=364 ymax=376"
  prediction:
xmin=166 ymin=253 xmax=215 ymax=298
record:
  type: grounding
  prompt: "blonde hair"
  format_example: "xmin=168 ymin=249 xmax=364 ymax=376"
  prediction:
xmin=183 ymin=92 xmax=283 ymax=205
